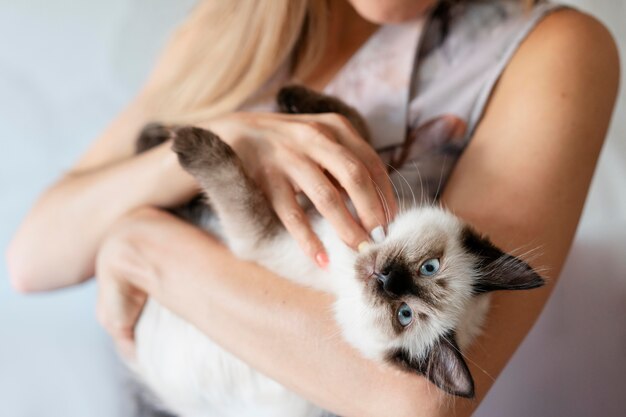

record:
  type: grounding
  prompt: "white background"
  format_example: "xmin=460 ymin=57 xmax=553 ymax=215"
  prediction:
xmin=0 ymin=1 xmax=624 ymax=416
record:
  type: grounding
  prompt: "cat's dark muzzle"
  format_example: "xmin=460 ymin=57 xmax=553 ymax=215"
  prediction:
xmin=369 ymin=260 xmax=420 ymax=301
xmin=356 ymin=250 xmax=416 ymax=300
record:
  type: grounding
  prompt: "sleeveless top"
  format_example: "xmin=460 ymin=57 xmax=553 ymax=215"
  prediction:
xmin=247 ymin=0 xmax=566 ymax=202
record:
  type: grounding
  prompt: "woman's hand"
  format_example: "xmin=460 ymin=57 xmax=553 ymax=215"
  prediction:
xmin=95 ymin=214 xmax=149 ymax=361
xmin=204 ymin=111 xmax=397 ymax=266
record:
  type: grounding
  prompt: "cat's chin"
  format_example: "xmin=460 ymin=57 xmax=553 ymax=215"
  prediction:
xmin=332 ymin=295 xmax=395 ymax=361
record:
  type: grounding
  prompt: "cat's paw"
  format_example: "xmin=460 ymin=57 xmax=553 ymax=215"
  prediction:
xmin=277 ymin=85 xmax=371 ymax=142
xmin=136 ymin=123 xmax=173 ymax=154
xmin=171 ymin=126 xmax=236 ymax=172
xmin=276 ymin=85 xmax=319 ymax=114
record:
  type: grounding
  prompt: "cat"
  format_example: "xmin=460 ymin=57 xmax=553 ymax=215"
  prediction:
xmin=130 ymin=85 xmax=544 ymax=417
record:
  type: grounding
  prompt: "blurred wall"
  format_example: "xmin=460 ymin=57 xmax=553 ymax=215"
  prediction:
xmin=0 ymin=1 xmax=624 ymax=416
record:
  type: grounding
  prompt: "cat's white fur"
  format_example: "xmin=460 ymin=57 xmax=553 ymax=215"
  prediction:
xmin=130 ymin=206 xmax=491 ymax=417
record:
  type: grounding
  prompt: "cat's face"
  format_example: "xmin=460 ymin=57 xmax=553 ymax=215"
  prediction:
xmin=335 ymin=206 xmax=544 ymax=397
xmin=355 ymin=207 xmax=474 ymax=347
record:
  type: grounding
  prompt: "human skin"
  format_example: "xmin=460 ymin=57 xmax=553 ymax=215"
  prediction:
xmin=7 ymin=2 xmax=620 ymax=417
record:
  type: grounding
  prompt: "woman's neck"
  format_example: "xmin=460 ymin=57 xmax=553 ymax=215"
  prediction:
xmin=303 ymin=1 xmax=379 ymax=91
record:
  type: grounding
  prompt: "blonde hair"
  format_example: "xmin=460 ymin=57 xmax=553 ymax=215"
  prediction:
xmin=147 ymin=0 xmax=329 ymax=124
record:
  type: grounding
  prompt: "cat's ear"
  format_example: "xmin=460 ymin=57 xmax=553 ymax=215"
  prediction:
xmin=461 ymin=226 xmax=545 ymax=294
xmin=388 ymin=332 xmax=475 ymax=398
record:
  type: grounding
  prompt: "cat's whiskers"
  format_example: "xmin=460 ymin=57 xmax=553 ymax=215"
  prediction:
xmin=411 ymin=160 xmax=428 ymax=208
xmin=506 ymin=242 xmax=544 ymax=260
xmin=381 ymin=162 xmax=401 ymax=202
xmin=321 ymin=323 xmax=347 ymax=343
xmin=386 ymin=163 xmax=416 ymax=211
xmin=421 ymin=351 xmax=458 ymax=409
xmin=385 ymin=163 xmax=407 ymax=213
xmin=371 ymin=179 xmax=392 ymax=226
xmin=434 ymin=154 xmax=448 ymax=202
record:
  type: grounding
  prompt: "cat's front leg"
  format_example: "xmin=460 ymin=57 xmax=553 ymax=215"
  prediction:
xmin=171 ymin=126 xmax=282 ymax=254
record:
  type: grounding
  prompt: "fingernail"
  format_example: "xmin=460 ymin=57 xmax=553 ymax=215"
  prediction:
xmin=370 ymin=225 xmax=385 ymax=243
xmin=315 ymin=251 xmax=329 ymax=269
xmin=358 ymin=241 xmax=372 ymax=253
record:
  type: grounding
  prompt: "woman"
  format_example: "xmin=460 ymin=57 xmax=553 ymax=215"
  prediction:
xmin=7 ymin=0 xmax=619 ymax=416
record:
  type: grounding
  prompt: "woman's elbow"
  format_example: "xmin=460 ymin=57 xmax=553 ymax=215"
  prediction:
xmin=5 ymin=228 xmax=89 ymax=293
xmin=5 ymin=238 xmax=40 ymax=293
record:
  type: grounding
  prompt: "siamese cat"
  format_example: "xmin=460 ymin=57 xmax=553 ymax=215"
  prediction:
xmin=130 ymin=86 xmax=544 ymax=417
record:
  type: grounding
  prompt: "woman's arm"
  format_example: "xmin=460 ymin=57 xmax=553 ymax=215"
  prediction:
xmin=441 ymin=9 xmax=619 ymax=414
xmin=6 ymin=93 xmax=199 ymax=292
xmin=5 ymin=92 xmax=202 ymax=292
xmin=96 ymin=9 xmax=619 ymax=417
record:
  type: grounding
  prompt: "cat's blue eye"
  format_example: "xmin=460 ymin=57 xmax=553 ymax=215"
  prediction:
xmin=419 ymin=258 xmax=440 ymax=276
xmin=397 ymin=303 xmax=413 ymax=327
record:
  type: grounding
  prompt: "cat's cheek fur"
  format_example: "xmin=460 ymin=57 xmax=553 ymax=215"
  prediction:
xmin=455 ymin=294 xmax=491 ymax=350
xmin=333 ymin=292 xmax=393 ymax=360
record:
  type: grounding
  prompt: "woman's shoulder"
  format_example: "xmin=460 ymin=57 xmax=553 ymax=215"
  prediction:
xmin=471 ymin=6 xmax=619 ymax=158
xmin=499 ymin=7 xmax=620 ymax=119
xmin=513 ymin=8 xmax=619 ymax=74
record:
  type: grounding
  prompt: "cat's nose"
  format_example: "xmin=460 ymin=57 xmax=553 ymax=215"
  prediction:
xmin=375 ymin=265 xmax=412 ymax=297
xmin=375 ymin=269 xmax=391 ymax=289
xmin=375 ymin=268 xmax=399 ymax=295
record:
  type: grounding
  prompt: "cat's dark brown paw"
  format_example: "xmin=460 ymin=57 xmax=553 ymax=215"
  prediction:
xmin=136 ymin=123 xmax=174 ymax=154
xmin=171 ymin=126 xmax=236 ymax=173
xmin=277 ymin=85 xmax=371 ymax=142
xmin=277 ymin=85 xmax=320 ymax=114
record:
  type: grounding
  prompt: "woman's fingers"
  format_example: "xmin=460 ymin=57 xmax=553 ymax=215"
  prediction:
xmin=95 ymin=238 xmax=147 ymax=361
xmin=308 ymin=142 xmax=386 ymax=237
xmin=284 ymin=156 xmax=370 ymax=250
xmin=353 ymin=150 xmax=398 ymax=222
xmin=263 ymin=172 xmax=328 ymax=268
xmin=320 ymin=113 xmax=398 ymax=220
xmin=291 ymin=116 xmax=396 ymax=240
xmin=96 ymin=277 xmax=144 ymax=360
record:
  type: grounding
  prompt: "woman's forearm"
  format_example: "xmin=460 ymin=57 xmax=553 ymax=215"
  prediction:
xmin=104 ymin=207 xmax=454 ymax=417
xmin=7 ymin=143 xmax=198 ymax=292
